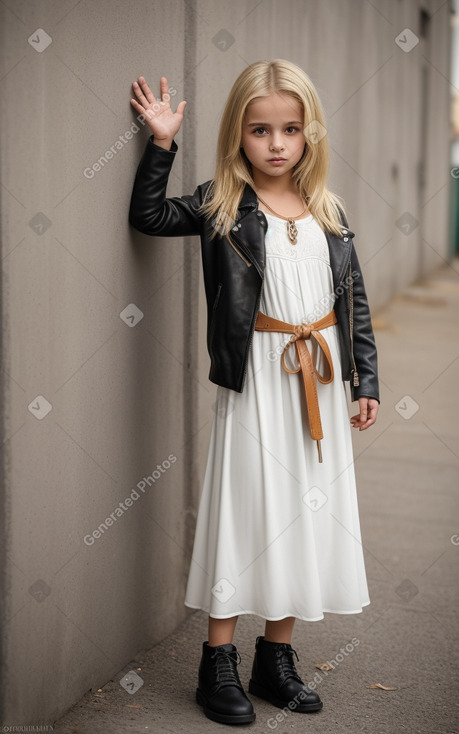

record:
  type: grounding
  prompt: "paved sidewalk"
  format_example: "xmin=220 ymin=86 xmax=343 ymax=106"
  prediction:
xmin=53 ymin=260 xmax=459 ymax=734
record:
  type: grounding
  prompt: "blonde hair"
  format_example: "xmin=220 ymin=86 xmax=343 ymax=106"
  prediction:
xmin=200 ymin=59 xmax=347 ymax=238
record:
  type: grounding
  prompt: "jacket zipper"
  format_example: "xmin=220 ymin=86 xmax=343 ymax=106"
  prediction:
xmin=225 ymin=232 xmax=252 ymax=267
xmin=228 ymin=224 xmax=263 ymax=387
xmin=208 ymin=282 xmax=223 ymax=363
xmin=348 ymin=260 xmax=360 ymax=387
xmin=241 ymin=281 xmax=264 ymax=390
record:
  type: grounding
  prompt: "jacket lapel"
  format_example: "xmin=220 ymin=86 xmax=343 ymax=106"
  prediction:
xmin=231 ymin=210 xmax=265 ymax=276
xmin=326 ymin=230 xmax=352 ymax=290
xmin=234 ymin=182 xmax=353 ymax=285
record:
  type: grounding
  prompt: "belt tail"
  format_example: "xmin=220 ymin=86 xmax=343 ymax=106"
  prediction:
xmin=296 ymin=340 xmax=324 ymax=444
xmin=316 ymin=440 xmax=323 ymax=463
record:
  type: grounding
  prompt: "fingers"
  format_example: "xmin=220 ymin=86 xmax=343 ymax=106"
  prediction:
xmin=350 ymin=414 xmax=373 ymax=430
xmin=359 ymin=404 xmax=369 ymax=425
xmin=132 ymin=76 xmax=171 ymax=106
xmin=130 ymin=97 xmax=144 ymax=115
xmin=130 ymin=75 xmax=187 ymax=130
xmin=350 ymin=414 xmax=361 ymax=428
xmin=160 ymin=75 xmax=171 ymax=101
xmin=132 ymin=76 xmax=156 ymax=109
xmin=350 ymin=399 xmax=379 ymax=430
xmin=176 ymin=100 xmax=187 ymax=117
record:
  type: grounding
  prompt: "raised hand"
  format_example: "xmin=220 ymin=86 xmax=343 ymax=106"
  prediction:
xmin=130 ymin=76 xmax=186 ymax=148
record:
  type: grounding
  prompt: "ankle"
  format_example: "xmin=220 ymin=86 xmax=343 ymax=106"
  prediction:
xmin=263 ymin=635 xmax=292 ymax=645
xmin=207 ymin=638 xmax=234 ymax=648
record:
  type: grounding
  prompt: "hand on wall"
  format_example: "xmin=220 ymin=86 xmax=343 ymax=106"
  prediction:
xmin=130 ymin=75 xmax=186 ymax=149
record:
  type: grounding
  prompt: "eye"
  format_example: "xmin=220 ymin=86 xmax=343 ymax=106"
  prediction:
xmin=252 ymin=127 xmax=267 ymax=135
xmin=286 ymin=126 xmax=300 ymax=134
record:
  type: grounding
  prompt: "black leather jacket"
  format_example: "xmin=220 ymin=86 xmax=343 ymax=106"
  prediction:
xmin=129 ymin=136 xmax=380 ymax=404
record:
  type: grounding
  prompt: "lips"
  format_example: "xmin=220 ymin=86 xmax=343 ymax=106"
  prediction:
xmin=267 ymin=158 xmax=287 ymax=167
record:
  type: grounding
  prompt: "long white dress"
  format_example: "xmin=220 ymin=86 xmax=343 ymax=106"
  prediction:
xmin=184 ymin=212 xmax=370 ymax=621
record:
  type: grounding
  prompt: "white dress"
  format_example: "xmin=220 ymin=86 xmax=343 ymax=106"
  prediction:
xmin=184 ymin=212 xmax=370 ymax=621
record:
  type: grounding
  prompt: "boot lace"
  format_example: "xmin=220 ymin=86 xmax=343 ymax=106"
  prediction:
xmin=210 ymin=648 xmax=243 ymax=689
xmin=274 ymin=643 xmax=304 ymax=684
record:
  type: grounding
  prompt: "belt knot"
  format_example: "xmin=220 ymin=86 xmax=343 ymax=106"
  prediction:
xmin=293 ymin=323 xmax=311 ymax=340
xmin=254 ymin=309 xmax=338 ymax=463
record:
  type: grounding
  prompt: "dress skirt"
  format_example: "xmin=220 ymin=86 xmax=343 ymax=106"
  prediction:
xmin=184 ymin=212 xmax=370 ymax=621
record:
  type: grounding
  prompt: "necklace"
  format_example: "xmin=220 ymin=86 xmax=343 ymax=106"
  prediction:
xmin=256 ymin=192 xmax=308 ymax=245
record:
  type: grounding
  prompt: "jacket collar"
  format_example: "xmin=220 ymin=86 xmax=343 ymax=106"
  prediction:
xmin=238 ymin=181 xmax=259 ymax=213
xmin=234 ymin=183 xmax=354 ymax=287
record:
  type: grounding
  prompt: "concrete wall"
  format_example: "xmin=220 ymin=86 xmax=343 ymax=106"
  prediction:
xmin=0 ymin=0 xmax=451 ymax=724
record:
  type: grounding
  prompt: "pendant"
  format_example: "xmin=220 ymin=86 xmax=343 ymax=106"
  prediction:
xmin=287 ymin=218 xmax=298 ymax=245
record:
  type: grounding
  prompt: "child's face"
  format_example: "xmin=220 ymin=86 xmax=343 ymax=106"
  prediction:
xmin=240 ymin=92 xmax=306 ymax=182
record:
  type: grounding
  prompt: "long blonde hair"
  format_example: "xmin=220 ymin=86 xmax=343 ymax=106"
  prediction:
xmin=200 ymin=59 xmax=347 ymax=238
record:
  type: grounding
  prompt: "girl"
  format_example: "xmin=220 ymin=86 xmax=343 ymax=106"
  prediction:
xmin=129 ymin=59 xmax=380 ymax=726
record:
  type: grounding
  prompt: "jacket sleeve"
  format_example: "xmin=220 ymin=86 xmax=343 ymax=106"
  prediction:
xmin=128 ymin=135 xmax=204 ymax=237
xmin=349 ymin=241 xmax=380 ymax=404
xmin=337 ymin=206 xmax=380 ymax=404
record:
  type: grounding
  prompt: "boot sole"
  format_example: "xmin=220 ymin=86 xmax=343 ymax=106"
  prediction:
xmin=196 ymin=688 xmax=256 ymax=725
xmin=248 ymin=679 xmax=323 ymax=712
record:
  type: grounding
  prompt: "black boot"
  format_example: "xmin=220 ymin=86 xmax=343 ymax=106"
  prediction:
xmin=248 ymin=635 xmax=323 ymax=712
xmin=196 ymin=641 xmax=256 ymax=725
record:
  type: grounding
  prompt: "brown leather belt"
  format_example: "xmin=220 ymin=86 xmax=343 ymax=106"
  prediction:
xmin=254 ymin=309 xmax=338 ymax=463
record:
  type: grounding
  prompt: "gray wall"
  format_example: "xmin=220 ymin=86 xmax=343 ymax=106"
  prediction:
xmin=0 ymin=0 xmax=451 ymax=724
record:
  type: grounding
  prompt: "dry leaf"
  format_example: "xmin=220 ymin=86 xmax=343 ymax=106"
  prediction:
xmin=315 ymin=661 xmax=334 ymax=671
xmin=126 ymin=703 xmax=141 ymax=709
xmin=369 ymin=683 xmax=397 ymax=690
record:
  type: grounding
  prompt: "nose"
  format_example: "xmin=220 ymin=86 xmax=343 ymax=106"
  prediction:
xmin=270 ymin=132 xmax=285 ymax=151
